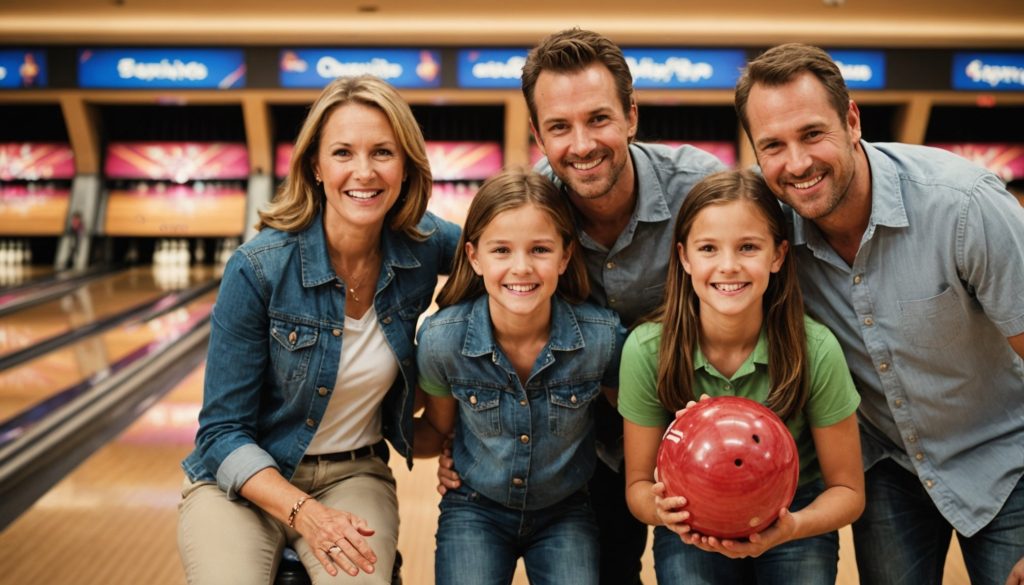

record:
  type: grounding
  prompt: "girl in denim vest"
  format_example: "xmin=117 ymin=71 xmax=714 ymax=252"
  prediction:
xmin=414 ymin=168 xmax=625 ymax=585
xmin=618 ymin=169 xmax=864 ymax=585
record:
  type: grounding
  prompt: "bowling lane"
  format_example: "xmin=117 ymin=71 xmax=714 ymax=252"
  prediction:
xmin=0 ymin=288 xmax=215 ymax=423
xmin=0 ymin=265 xmax=56 ymax=291
xmin=0 ymin=265 xmax=218 ymax=361
xmin=0 ymin=359 xmax=206 ymax=585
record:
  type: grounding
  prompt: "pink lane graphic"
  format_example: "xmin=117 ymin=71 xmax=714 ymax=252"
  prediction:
xmin=105 ymin=142 xmax=250 ymax=181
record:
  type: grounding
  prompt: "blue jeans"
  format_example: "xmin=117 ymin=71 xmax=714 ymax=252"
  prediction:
xmin=653 ymin=480 xmax=839 ymax=585
xmin=853 ymin=458 xmax=1024 ymax=585
xmin=434 ymin=486 xmax=599 ymax=585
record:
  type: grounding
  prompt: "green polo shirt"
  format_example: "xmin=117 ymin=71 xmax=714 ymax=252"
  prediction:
xmin=619 ymin=315 xmax=860 ymax=486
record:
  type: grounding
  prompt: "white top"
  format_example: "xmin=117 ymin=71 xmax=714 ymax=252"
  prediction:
xmin=306 ymin=306 xmax=398 ymax=455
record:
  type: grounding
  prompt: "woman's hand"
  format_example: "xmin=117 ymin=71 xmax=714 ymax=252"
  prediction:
xmin=297 ymin=500 xmax=378 ymax=577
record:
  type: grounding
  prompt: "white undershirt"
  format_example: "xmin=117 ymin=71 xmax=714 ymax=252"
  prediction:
xmin=306 ymin=306 xmax=399 ymax=455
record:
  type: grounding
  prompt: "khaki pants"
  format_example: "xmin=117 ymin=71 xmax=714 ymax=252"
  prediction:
xmin=178 ymin=456 xmax=399 ymax=585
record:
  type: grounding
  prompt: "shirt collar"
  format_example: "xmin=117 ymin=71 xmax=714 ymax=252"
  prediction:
xmin=462 ymin=295 xmax=586 ymax=357
xmin=692 ymin=326 xmax=770 ymax=380
xmin=629 ymin=143 xmax=673 ymax=224
xmin=296 ymin=208 xmax=420 ymax=288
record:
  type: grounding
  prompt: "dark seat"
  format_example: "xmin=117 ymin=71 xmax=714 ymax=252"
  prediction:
xmin=274 ymin=547 xmax=403 ymax=585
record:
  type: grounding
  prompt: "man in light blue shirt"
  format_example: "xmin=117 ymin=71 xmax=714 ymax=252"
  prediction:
xmin=736 ymin=43 xmax=1024 ymax=585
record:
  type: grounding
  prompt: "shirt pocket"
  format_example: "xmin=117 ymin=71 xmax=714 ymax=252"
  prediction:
xmin=548 ymin=381 xmax=601 ymax=438
xmin=897 ymin=286 xmax=966 ymax=349
xmin=269 ymin=319 xmax=319 ymax=384
xmin=451 ymin=385 xmax=502 ymax=438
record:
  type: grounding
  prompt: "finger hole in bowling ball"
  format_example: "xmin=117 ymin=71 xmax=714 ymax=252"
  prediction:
xmin=752 ymin=434 xmax=761 ymax=443
xmin=734 ymin=459 xmax=742 ymax=466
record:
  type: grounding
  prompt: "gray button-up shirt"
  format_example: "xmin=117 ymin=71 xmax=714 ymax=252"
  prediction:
xmin=537 ymin=142 xmax=726 ymax=328
xmin=791 ymin=141 xmax=1024 ymax=536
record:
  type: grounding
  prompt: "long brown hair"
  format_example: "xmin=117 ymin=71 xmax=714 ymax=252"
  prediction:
xmin=651 ymin=169 xmax=808 ymax=421
xmin=436 ymin=167 xmax=588 ymax=308
xmin=257 ymin=75 xmax=432 ymax=239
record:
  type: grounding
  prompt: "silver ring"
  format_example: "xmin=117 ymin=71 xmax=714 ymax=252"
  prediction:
xmin=328 ymin=545 xmax=342 ymax=555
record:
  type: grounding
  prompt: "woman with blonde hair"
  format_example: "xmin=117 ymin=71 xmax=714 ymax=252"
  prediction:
xmin=178 ymin=74 xmax=459 ymax=584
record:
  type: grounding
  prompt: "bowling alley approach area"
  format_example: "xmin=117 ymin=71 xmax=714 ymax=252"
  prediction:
xmin=1 ymin=1 xmax=1022 ymax=584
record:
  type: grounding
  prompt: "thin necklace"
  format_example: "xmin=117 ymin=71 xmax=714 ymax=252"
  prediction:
xmin=338 ymin=254 xmax=377 ymax=303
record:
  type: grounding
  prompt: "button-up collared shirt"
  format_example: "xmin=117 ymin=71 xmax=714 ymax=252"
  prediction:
xmin=181 ymin=210 xmax=460 ymax=498
xmin=417 ymin=295 xmax=626 ymax=511
xmin=791 ymin=141 xmax=1024 ymax=536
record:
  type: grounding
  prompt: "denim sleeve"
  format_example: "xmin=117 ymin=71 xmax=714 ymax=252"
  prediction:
xmin=416 ymin=317 xmax=452 ymax=397
xmin=193 ymin=249 xmax=279 ymax=499
xmin=958 ymin=173 xmax=1024 ymax=336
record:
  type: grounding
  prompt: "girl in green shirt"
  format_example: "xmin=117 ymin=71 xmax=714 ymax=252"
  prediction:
xmin=619 ymin=169 xmax=864 ymax=585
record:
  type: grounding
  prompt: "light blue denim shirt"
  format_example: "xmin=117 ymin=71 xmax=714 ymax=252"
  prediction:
xmin=790 ymin=141 xmax=1024 ymax=536
xmin=536 ymin=142 xmax=726 ymax=328
xmin=417 ymin=295 xmax=626 ymax=511
xmin=181 ymin=210 xmax=460 ymax=499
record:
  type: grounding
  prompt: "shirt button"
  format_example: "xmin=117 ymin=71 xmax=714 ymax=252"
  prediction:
xmin=853 ymin=274 xmax=863 ymax=285
xmin=925 ymin=479 xmax=935 ymax=489
xmin=332 ymin=328 xmax=342 ymax=336
xmin=381 ymin=316 xmax=392 ymax=324
xmin=863 ymin=317 xmax=874 ymax=326
xmin=469 ymin=395 xmax=478 ymax=405
xmin=318 ymin=386 xmax=329 ymax=396
xmin=915 ymin=452 xmax=925 ymax=461
xmin=879 ymin=362 xmax=890 ymax=373
xmin=570 ymin=394 xmax=578 ymax=404
xmin=512 ymin=477 xmax=524 ymax=487
xmin=609 ymin=298 xmax=617 ymax=305
xmin=519 ymin=434 xmax=530 ymax=444
xmin=519 ymin=399 xmax=527 ymax=406
xmin=907 ymin=434 xmax=918 ymax=443
xmin=894 ymin=399 xmax=903 ymax=408
xmin=606 ymin=261 xmax=615 ymax=270
xmin=288 ymin=330 xmax=297 ymax=344
xmin=306 ymin=418 xmax=316 ymax=427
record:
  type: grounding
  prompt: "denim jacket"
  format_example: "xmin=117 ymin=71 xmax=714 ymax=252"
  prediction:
xmin=417 ymin=295 xmax=626 ymax=511
xmin=182 ymin=210 xmax=459 ymax=499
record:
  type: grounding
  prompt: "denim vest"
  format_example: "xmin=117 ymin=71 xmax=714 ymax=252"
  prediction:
xmin=181 ymin=210 xmax=459 ymax=499
xmin=417 ymin=295 xmax=626 ymax=510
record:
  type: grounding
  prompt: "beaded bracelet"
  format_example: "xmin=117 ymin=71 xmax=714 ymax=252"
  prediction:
xmin=287 ymin=495 xmax=311 ymax=528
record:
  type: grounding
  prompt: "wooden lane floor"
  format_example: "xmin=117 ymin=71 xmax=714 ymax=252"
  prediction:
xmin=0 ymin=288 xmax=216 ymax=422
xmin=0 ymin=360 xmax=207 ymax=585
xmin=0 ymin=265 xmax=218 ymax=360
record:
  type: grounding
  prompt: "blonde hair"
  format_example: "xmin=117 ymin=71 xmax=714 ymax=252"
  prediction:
xmin=258 ymin=75 xmax=432 ymax=239
xmin=651 ymin=169 xmax=808 ymax=421
xmin=436 ymin=167 xmax=589 ymax=308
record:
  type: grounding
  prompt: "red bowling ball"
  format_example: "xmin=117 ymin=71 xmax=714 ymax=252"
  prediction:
xmin=656 ymin=396 xmax=799 ymax=540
